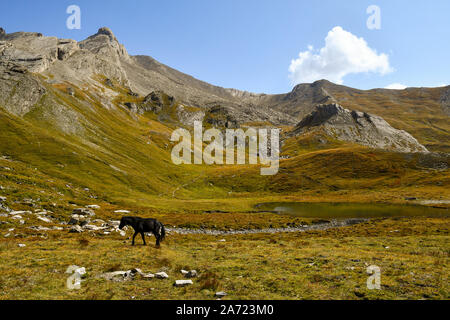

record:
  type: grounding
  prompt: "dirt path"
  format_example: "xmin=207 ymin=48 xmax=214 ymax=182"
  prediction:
xmin=166 ymin=218 xmax=368 ymax=235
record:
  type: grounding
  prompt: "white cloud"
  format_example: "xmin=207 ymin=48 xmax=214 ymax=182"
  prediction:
xmin=385 ymin=83 xmax=407 ymax=90
xmin=289 ymin=26 xmax=393 ymax=85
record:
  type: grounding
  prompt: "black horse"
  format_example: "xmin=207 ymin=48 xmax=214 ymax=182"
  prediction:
xmin=119 ymin=216 xmax=166 ymax=246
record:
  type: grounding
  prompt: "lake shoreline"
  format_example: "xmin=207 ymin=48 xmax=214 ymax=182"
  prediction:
xmin=166 ymin=218 xmax=369 ymax=235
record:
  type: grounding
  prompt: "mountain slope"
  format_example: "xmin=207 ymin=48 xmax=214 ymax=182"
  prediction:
xmin=0 ymin=27 xmax=449 ymax=208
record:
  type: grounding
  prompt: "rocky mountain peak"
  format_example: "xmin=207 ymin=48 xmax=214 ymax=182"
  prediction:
xmin=96 ymin=27 xmax=117 ymax=41
xmin=294 ymin=103 xmax=428 ymax=153
xmin=79 ymin=27 xmax=129 ymax=60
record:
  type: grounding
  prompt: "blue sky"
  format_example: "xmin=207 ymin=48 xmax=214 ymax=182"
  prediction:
xmin=1 ymin=0 xmax=448 ymax=93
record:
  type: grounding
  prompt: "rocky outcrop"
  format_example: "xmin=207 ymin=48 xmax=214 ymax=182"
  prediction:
xmin=140 ymin=90 xmax=174 ymax=114
xmin=204 ymin=105 xmax=239 ymax=128
xmin=440 ymin=86 xmax=450 ymax=116
xmin=293 ymin=103 xmax=428 ymax=153
xmin=0 ymin=29 xmax=80 ymax=73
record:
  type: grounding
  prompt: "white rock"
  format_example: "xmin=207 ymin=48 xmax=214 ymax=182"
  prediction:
xmin=181 ymin=270 xmax=189 ymax=275
xmin=10 ymin=211 xmax=31 ymax=215
xmin=29 ymin=226 xmax=51 ymax=231
xmin=174 ymin=280 xmax=193 ymax=287
xmin=109 ymin=220 xmax=120 ymax=227
xmin=86 ymin=205 xmax=100 ymax=209
xmin=11 ymin=215 xmax=23 ymax=220
xmin=18 ymin=243 xmax=26 ymax=247
xmin=133 ymin=268 xmax=155 ymax=279
xmin=215 ymin=291 xmax=227 ymax=298
xmin=114 ymin=210 xmax=130 ymax=214
xmin=37 ymin=216 xmax=52 ymax=223
xmin=69 ymin=225 xmax=83 ymax=233
xmin=186 ymin=270 xmax=198 ymax=278
xmin=155 ymin=272 xmax=169 ymax=279
xmin=0 ymin=196 xmax=6 ymax=202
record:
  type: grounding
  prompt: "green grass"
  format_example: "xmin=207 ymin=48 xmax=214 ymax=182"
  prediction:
xmin=0 ymin=217 xmax=447 ymax=300
xmin=0 ymin=74 xmax=448 ymax=300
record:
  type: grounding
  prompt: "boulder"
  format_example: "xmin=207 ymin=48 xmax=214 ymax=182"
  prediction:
xmin=0 ymin=196 xmax=6 ymax=202
xmin=155 ymin=272 xmax=169 ymax=279
xmin=174 ymin=280 xmax=193 ymax=287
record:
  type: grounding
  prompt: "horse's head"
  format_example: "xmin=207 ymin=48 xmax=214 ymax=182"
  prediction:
xmin=119 ymin=217 xmax=128 ymax=229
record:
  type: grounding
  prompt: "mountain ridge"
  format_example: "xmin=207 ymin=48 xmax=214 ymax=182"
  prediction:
xmin=1 ymin=26 xmax=449 ymax=151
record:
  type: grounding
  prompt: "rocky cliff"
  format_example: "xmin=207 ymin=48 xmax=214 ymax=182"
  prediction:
xmin=293 ymin=104 xmax=429 ymax=153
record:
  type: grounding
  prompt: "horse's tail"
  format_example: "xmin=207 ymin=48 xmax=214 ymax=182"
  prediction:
xmin=159 ymin=222 xmax=166 ymax=242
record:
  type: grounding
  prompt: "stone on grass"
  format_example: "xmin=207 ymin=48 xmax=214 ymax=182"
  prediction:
xmin=101 ymin=268 xmax=155 ymax=282
xmin=174 ymin=280 xmax=193 ymax=287
xmin=114 ymin=210 xmax=130 ymax=214
xmin=18 ymin=243 xmax=26 ymax=247
xmin=155 ymin=272 xmax=169 ymax=279
xmin=69 ymin=225 xmax=83 ymax=233
xmin=187 ymin=270 xmax=198 ymax=278
xmin=37 ymin=216 xmax=52 ymax=223
xmin=86 ymin=205 xmax=100 ymax=209
xmin=215 ymin=291 xmax=227 ymax=298
xmin=131 ymin=268 xmax=155 ymax=279
xmin=0 ymin=196 xmax=6 ymax=202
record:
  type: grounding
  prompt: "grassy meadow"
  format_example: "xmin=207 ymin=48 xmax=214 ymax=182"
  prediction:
xmin=0 ymin=75 xmax=448 ymax=299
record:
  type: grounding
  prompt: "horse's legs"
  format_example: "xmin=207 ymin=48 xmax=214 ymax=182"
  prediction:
xmin=141 ymin=232 xmax=146 ymax=245
xmin=132 ymin=231 xmax=138 ymax=246
xmin=155 ymin=235 xmax=161 ymax=247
